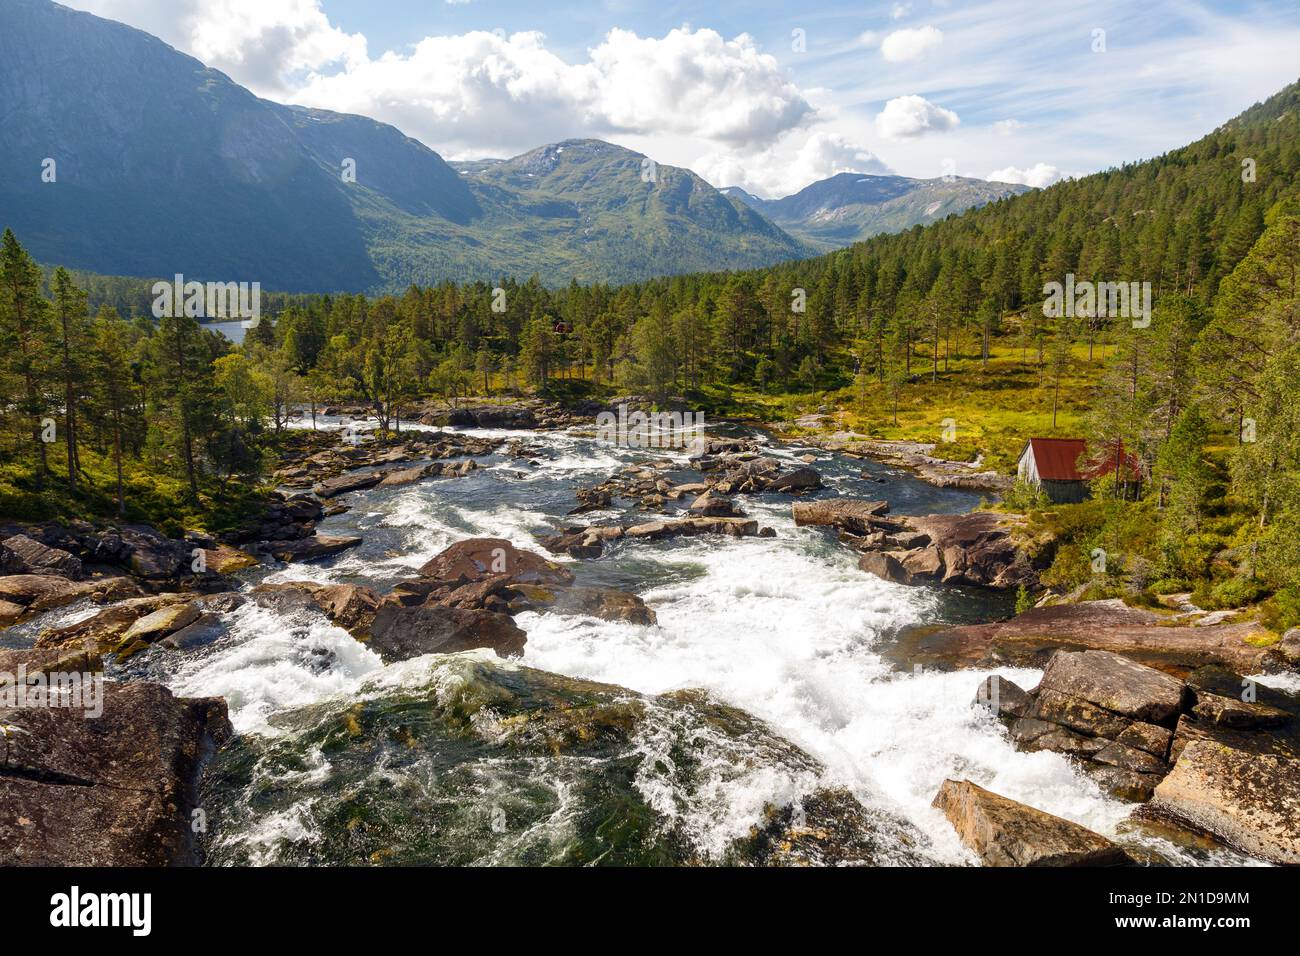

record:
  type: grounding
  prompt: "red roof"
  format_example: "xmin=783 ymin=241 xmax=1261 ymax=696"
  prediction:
xmin=1023 ymin=438 xmax=1088 ymax=481
xmin=1022 ymin=438 xmax=1141 ymax=482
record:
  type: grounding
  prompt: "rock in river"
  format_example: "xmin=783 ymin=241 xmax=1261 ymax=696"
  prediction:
xmin=933 ymin=779 xmax=1131 ymax=866
xmin=0 ymin=649 xmax=231 ymax=865
xmin=366 ymin=604 xmax=527 ymax=662
xmin=1148 ymin=741 xmax=1300 ymax=865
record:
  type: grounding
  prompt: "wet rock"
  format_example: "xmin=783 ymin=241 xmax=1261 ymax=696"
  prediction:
xmin=0 ymin=574 xmax=139 ymax=622
xmin=366 ymin=604 xmax=527 ymax=661
xmin=550 ymin=587 xmax=657 ymax=626
xmin=0 ymin=534 xmax=82 ymax=578
xmin=973 ymin=675 xmax=1032 ymax=719
xmin=312 ymin=470 xmax=385 ymax=498
xmin=113 ymin=601 xmax=202 ymax=657
xmin=266 ymin=534 xmax=362 ymax=562
xmin=858 ymin=551 xmax=910 ymax=585
xmin=687 ymin=491 xmax=744 ymax=518
xmin=419 ymin=538 xmax=574 ymax=588
xmin=0 ymin=654 xmax=231 ymax=866
xmin=933 ymin=779 xmax=1131 ymax=866
xmin=567 ymin=487 xmax=612 ymax=515
xmin=791 ymin=498 xmax=890 ymax=535
xmin=766 ymin=467 xmax=822 ymax=493
xmin=846 ymin=511 xmax=1037 ymax=590
xmin=160 ymin=612 xmax=225 ymax=651
xmin=1149 ymin=741 xmax=1300 ymax=864
xmin=36 ymin=596 xmax=184 ymax=652
xmin=252 ymin=582 xmax=380 ymax=638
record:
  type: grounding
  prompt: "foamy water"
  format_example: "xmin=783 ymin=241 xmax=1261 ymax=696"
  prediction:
xmin=162 ymin=425 xmax=1254 ymax=864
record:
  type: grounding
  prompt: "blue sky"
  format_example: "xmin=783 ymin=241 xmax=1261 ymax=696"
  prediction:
xmin=67 ymin=0 xmax=1300 ymax=197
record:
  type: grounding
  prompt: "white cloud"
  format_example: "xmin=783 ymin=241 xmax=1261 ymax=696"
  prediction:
xmin=857 ymin=31 xmax=879 ymax=48
xmin=65 ymin=4 xmax=813 ymax=157
xmin=880 ymin=26 xmax=943 ymax=62
xmin=71 ymin=0 xmax=367 ymax=95
xmin=987 ymin=162 xmax=1061 ymax=188
xmin=891 ymin=2 xmax=913 ymax=20
xmin=695 ymin=130 xmax=892 ymax=199
xmin=874 ymin=95 xmax=959 ymax=139
xmin=991 ymin=118 xmax=1025 ymax=135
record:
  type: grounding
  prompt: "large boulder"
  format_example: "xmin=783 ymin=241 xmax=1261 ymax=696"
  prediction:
xmin=766 ymin=467 xmax=823 ymax=493
xmin=1149 ymin=741 xmax=1300 ymax=865
xmin=933 ymin=779 xmax=1131 ymax=866
xmin=366 ymin=604 xmax=526 ymax=661
xmin=0 ymin=534 xmax=82 ymax=578
xmin=419 ymin=538 xmax=574 ymax=588
xmin=548 ymin=587 xmax=657 ymax=626
xmin=0 ymin=650 xmax=231 ymax=866
xmin=1038 ymin=650 xmax=1186 ymax=725
xmin=792 ymin=498 xmax=890 ymax=535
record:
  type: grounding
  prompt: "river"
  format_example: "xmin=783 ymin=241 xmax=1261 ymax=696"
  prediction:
xmin=14 ymin=418 xmax=1259 ymax=865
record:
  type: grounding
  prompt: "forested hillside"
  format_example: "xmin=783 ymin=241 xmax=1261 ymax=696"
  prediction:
xmin=2 ymin=79 xmax=1299 ymax=626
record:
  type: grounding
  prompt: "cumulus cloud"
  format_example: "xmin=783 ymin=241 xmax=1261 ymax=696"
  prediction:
xmin=70 ymin=1 xmax=816 ymax=158
xmin=992 ymin=119 xmax=1026 ymax=135
xmin=874 ymin=95 xmax=960 ymax=139
xmin=880 ymin=26 xmax=943 ymax=62
xmin=71 ymin=0 xmax=367 ymax=95
xmin=987 ymin=163 xmax=1061 ymax=188
xmin=695 ymin=131 xmax=892 ymax=199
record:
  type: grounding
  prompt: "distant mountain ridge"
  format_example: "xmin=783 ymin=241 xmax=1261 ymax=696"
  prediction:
xmin=723 ymin=173 xmax=1033 ymax=248
xmin=0 ymin=0 xmax=1018 ymax=292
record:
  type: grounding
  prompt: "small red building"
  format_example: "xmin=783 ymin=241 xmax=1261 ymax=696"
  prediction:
xmin=1016 ymin=437 xmax=1140 ymax=503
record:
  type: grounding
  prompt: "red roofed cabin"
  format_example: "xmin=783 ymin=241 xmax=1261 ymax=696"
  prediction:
xmin=1016 ymin=438 xmax=1140 ymax=503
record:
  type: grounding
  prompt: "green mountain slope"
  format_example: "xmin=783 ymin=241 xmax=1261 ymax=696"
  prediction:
xmin=0 ymin=0 xmax=807 ymax=292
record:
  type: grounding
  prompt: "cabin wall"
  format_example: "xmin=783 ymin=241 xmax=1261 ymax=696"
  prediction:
xmin=1041 ymin=479 xmax=1088 ymax=503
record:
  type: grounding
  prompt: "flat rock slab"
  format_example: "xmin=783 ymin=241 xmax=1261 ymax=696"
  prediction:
xmin=1150 ymin=741 xmax=1300 ymax=864
xmin=933 ymin=779 xmax=1131 ymax=867
xmin=419 ymin=538 xmax=573 ymax=588
xmin=894 ymin=599 xmax=1276 ymax=675
xmin=0 ymin=659 xmax=231 ymax=865
xmin=792 ymin=498 xmax=890 ymax=535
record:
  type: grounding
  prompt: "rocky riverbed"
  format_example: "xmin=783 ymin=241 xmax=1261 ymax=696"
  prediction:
xmin=1 ymin=409 xmax=1296 ymax=867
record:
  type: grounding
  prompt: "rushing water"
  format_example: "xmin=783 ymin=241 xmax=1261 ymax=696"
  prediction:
xmin=14 ymin=418 xmax=1262 ymax=865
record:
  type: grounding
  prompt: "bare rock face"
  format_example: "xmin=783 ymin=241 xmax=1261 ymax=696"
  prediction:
xmin=547 ymin=587 xmax=657 ymax=626
xmin=0 ymin=649 xmax=232 ymax=865
xmin=366 ymin=604 xmax=526 ymax=661
xmin=419 ymin=538 xmax=574 ymax=588
xmin=932 ymin=779 xmax=1131 ymax=866
xmin=1149 ymin=741 xmax=1300 ymax=865
xmin=0 ymin=534 xmax=82 ymax=578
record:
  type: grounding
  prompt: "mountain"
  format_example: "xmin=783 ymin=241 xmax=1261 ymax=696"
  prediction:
xmin=723 ymin=173 xmax=1032 ymax=248
xmin=0 ymin=0 xmax=808 ymax=292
